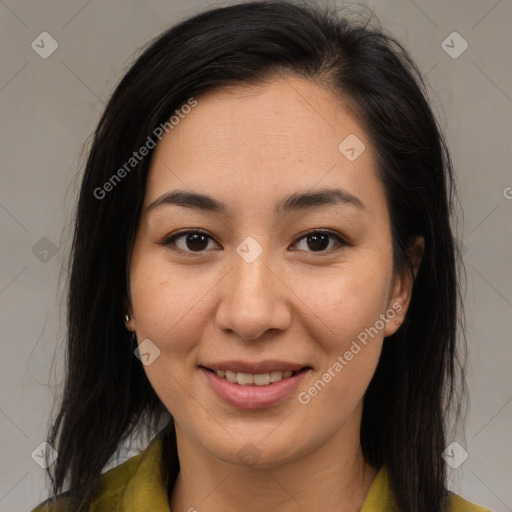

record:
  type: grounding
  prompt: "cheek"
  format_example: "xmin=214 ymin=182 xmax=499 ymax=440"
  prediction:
xmin=295 ymin=269 xmax=388 ymax=418
xmin=129 ymin=256 xmax=211 ymax=354
xmin=129 ymin=260 xmax=210 ymax=412
xmin=292 ymin=259 xmax=392 ymax=351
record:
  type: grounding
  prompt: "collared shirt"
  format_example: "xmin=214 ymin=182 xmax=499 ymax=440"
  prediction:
xmin=32 ymin=432 xmax=493 ymax=512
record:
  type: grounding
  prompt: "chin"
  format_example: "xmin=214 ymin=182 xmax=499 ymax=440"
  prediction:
xmin=199 ymin=430 xmax=306 ymax=469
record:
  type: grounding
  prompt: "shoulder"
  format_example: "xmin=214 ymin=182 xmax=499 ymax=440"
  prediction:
xmin=30 ymin=441 xmax=152 ymax=512
xmin=361 ymin=466 xmax=493 ymax=512
xmin=447 ymin=490 xmax=494 ymax=512
xmin=30 ymin=490 xmax=74 ymax=512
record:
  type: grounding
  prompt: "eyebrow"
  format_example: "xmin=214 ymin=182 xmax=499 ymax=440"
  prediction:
xmin=146 ymin=187 xmax=365 ymax=216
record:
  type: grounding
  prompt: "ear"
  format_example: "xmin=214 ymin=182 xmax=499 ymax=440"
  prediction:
xmin=384 ymin=236 xmax=425 ymax=337
xmin=123 ymin=297 xmax=136 ymax=332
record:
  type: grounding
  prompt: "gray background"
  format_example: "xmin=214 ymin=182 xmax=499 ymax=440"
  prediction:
xmin=0 ymin=0 xmax=511 ymax=511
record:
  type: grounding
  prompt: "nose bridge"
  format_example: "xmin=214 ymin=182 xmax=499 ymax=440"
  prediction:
xmin=215 ymin=238 xmax=290 ymax=340
xmin=234 ymin=245 xmax=272 ymax=301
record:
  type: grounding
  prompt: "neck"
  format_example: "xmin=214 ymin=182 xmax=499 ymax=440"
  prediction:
xmin=169 ymin=409 xmax=378 ymax=512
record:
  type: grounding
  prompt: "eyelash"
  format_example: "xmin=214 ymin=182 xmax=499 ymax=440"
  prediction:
xmin=158 ymin=229 xmax=347 ymax=255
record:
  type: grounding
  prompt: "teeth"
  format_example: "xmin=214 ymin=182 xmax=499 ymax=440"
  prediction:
xmin=215 ymin=369 xmax=294 ymax=386
xmin=254 ymin=373 xmax=270 ymax=385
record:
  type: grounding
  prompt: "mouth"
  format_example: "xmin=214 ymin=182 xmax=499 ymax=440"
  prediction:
xmin=200 ymin=366 xmax=311 ymax=386
xmin=199 ymin=364 xmax=313 ymax=409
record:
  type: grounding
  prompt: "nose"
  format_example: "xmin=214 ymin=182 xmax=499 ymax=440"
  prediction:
xmin=215 ymin=249 xmax=292 ymax=341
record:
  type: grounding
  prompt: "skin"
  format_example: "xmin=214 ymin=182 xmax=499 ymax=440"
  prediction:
xmin=125 ymin=75 xmax=424 ymax=512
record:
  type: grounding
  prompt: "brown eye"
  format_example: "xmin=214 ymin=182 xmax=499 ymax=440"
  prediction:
xmin=293 ymin=231 xmax=345 ymax=253
xmin=160 ymin=230 xmax=219 ymax=253
xmin=181 ymin=233 xmax=210 ymax=251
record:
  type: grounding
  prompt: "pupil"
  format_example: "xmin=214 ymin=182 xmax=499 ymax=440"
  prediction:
xmin=187 ymin=233 xmax=208 ymax=251
xmin=184 ymin=233 xmax=330 ymax=252
xmin=308 ymin=233 xmax=329 ymax=251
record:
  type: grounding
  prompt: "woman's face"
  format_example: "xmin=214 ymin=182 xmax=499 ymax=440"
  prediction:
xmin=127 ymin=76 xmax=416 ymax=467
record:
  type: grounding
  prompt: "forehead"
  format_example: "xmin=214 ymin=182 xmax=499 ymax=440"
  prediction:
xmin=144 ymin=76 xmax=384 ymax=216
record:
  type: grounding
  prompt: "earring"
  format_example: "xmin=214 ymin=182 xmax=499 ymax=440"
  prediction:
xmin=124 ymin=313 xmax=135 ymax=323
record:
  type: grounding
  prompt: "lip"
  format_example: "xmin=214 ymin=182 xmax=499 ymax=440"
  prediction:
xmin=200 ymin=360 xmax=308 ymax=374
xmin=200 ymin=366 xmax=311 ymax=409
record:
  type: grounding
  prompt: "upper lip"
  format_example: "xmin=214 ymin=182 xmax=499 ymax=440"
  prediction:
xmin=200 ymin=360 xmax=310 ymax=374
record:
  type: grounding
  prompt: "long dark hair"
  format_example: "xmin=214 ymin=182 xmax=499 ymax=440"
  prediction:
xmin=43 ymin=1 xmax=467 ymax=511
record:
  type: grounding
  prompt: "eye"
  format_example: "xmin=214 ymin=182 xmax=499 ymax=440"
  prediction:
xmin=159 ymin=230 xmax=220 ymax=253
xmin=292 ymin=230 xmax=346 ymax=253
xmin=158 ymin=229 xmax=346 ymax=255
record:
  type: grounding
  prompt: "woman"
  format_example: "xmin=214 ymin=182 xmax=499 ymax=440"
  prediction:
xmin=31 ymin=1 xmax=493 ymax=511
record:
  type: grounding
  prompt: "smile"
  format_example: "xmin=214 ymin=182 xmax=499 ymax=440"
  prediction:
xmin=203 ymin=367 xmax=296 ymax=386
xmin=199 ymin=366 xmax=311 ymax=409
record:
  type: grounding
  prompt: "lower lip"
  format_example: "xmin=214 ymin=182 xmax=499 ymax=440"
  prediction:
xmin=200 ymin=367 xmax=310 ymax=409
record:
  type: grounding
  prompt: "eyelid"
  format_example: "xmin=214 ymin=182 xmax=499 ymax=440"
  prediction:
xmin=292 ymin=229 xmax=347 ymax=252
xmin=157 ymin=229 xmax=220 ymax=253
xmin=158 ymin=228 xmax=347 ymax=254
